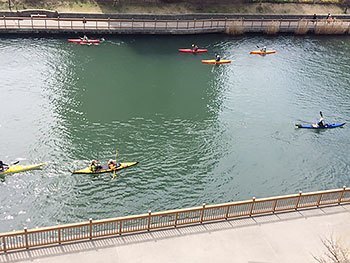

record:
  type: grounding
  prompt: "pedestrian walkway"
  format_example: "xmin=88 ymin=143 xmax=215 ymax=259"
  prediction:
xmin=1 ymin=204 xmax=350 ymax=263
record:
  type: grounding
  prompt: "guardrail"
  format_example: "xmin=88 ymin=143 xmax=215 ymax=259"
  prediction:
xmin=0 ymin=16 xmax=349 ymax=34
xmin=1 ymin=187 xmax=349 ymax=253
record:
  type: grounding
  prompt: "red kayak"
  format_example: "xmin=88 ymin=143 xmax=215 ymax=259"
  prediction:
xmin=68 ymin=39 xmax=101 ymax=44
xmin=178 ymin=48 xmax=208 ymax=54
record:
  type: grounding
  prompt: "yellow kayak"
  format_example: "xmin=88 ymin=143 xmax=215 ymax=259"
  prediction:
xmin=201 ymin=59 xmax=231 ymax=65
xmin=250 ymin=50 xmax=276 ymax=55
xmin=0 ymin=163 xmax=46 ymax=175
xmin=72 ymin=162 xmax=138 ymax=174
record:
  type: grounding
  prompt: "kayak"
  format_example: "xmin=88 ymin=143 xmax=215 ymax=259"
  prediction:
xmin=250 ymin=50 xmax=276 ymax=55
xmin=201 ymin=59 xmax=231 ymax=65
xmin=72 ymin=162 xmax=138 ymax=174
xmin=295 ymin=123 xmax=346 ymax=129
xmin=0 ymin=163 xmax=46 ymax=175
xmin=179 ymin=48 xmax=208 ymax=54
xmin=68 ymin=39 xmax=101 ymax=44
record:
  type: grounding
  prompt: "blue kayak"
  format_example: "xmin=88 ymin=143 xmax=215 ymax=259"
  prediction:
xmin=295 ymin=123 xmax=346 ymax=129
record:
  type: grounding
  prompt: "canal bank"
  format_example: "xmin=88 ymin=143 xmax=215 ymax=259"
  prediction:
xmin=1 ymin=13 xmax=350 ymax=34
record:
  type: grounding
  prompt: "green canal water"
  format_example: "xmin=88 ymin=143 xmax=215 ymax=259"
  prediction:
xmin=0 ymin=35 xmax=350 ymax=232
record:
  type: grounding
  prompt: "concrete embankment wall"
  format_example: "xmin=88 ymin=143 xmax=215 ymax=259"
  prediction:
xmin=0 ymin=11 xmax=350 ymax=35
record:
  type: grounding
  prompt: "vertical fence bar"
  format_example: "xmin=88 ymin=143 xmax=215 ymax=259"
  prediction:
xmin=225 ymin=17 xmax=227 ymax=28
xmin=249 ymin=197 xmax=256 ymax=216
xmin=202 ymin=20 xmax=204 ymax=28
xmin=187 ymin=20 xmax=189 ymax=29
xmin=147 ymin=211 xmax=152 ymax=231
xmin=44 ymin=18 xmax=47 ymax=29
xmin=131 ymin=18 xmax=134 ymax=30
xmin=96 ymin=20 xmax=98 ymax=29
xmin=174 ymin=212 xmax=178 ymax=228
xmin=295 ymin=191 xmax=302 ymax=210
xmin=225 ymin=205 xmax=230 ymax=219
xmin=18 ymin=18 xmax=20 ymax=29
xmin=316 ymin=194 xmax=323 ymax=207
xmin=108 ymin=17 xmax=110 ymax=30
xmin=31 ymin=17 xmax=33 ymax=29
xmin=24 ymin=228 xmax=29 ymax=249
xmin=272 ymin=199 xmax=278 ymax=213
xmin=143 ymin=20 xmax=145 ymax=30
xmin=57 ymin=16 xmax=60 ymax=29
xmin=58 ymin=228 xmax=61 ymax=244
xmin=176 ymin=19 xmax=179 ymax=29
xmin=165 ymin=21 xmax=168 ymax=30
xmin=2 ymin=236 xmax=6 ymax=252
xmin=193 ymin=19 xmax=196 ymax=29
xmin=119 ymin=220 xmax=123 ymax=235
xmin=83 ymin=17 xmax=86 ymax=30
xmin=338 ymin=186 xmax=346 ymax=204
xmin=89 ymin=218 xmax=93 ymax=240
xmin=3 ymin=16 xmax=6 ymax=29
xmin=154 ymin=18 xmax=156 ymax=30
xmin=70 ymin=20 xmax=73 ymax=29
xmin=200 ymin=203 xmax=206 ymax=223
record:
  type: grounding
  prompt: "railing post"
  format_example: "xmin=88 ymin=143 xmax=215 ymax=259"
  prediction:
xmin=272 ymin=199 xmax=278 ymax=213
xmin=200 ymin=203 xmax=206 ymax=223
xmin=338 ymin=186 xmax=346 ymax=204
xmin=3 ymin=16 xmax=6 ymax=29
xmin=143 ymin=20 xmax=145 ymax=30
xmin=154 ymin=18 xmax=156 ymax=30
xmin=147 ymin=210 xmax=152 ymax=231
xmin=108 ymin=17 xmax=110 ymax=30
xmin=193 ymin=18 xmax=196 ymax=29
xmin=225 ymin=205 xmax=230 ymax=219
xmin=119 ymin=220 xmax=123 ymax=235
xmin=70 ymin=20 xmax=73 ymax=29
xmin=211 ymin=18 xmax=213 ymax=28
xmin=295 ymin=191 xmax=302 ymax=210
xmin=225 ymin=17 xmax=227 ymax=28
xmin=83 ymin=17 xmax=86 ymax=30
xmin=2 ymin=236 xmax=6 ymax=252
xmin=131 ymin=18 xmax=134 ymax=30
xmin=89 ymin=218 xmax=93 ymax=240
xmin=316 ymin=193 xmax=323 ymax=207
xmin=202 ymin=20 xmax=204 ymax=28
xmin=187 ymin=20 xmax=189 ymax=29
xmin=24 ymin=227 xmax=29 ymax=249
xmin=58 ymin=227 xmax=61 ymax=244
xmin=249 ymin=197 xmax=256 ymax=216
xmin=18 ymin=18 xmax=20 ymax=29
xmin=96 ymin=20 xmax=98 ymax=29
xmin=31 ymin=17 xmax=33 ymax=29
xmin=44 ymin=18 xmax=47 ymax=29
xmin=174 ymin=212 xmax=178 ymax=228
xmin=165 ymin=20 xmax=168 ymax=30
xmin=57 ymin=16 xmax=60 ymax=29
xmin=176 ymin=19 xmax=179 ymax=29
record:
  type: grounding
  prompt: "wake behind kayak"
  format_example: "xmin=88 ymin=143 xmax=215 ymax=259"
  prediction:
xmin=295 ymin=123 xmax=346 ymax=129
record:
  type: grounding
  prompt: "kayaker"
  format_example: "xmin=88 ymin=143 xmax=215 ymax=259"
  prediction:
xmin=191 ymin=44 xmax=199 ymax=52
xmin=89 ymin=160 xmax=102 ymax=172
xmin=108 ymin=159 xmax=121 ymax=170
xmin=261 ymin=46 xmax=267 ymax=53
xmin=317 ymin=111 xmax=326 ymax=127
xmin=81 ymin=35 xmax=89 ymax=41
xmin=215 ymin=54 xmax=221 ymax=62
xmin=0 ymin=161 xmax=8 ymax=172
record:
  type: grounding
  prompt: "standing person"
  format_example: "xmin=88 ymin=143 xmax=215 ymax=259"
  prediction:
xmin=0 ymin=161 xmax=8 ymax=172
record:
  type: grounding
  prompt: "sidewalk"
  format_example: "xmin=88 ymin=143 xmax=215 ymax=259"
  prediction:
xmin=1 ymin=204 xmax=350 ymax=263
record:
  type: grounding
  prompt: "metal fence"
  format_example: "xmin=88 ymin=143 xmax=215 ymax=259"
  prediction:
xmin=0 ymin=16 xmax=349 ymax=34
xmin=1 ymin=187 xmax=349 ymax=253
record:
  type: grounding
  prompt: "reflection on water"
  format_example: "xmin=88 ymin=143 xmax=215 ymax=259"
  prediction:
xmin=0 ymin=35 xmax=349 ymax=232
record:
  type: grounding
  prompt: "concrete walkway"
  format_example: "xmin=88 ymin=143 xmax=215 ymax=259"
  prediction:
xmin=1 ymin=204 xmax=350 ymax=263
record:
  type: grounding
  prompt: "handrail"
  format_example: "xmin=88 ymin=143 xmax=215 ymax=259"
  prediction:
xmin=0 ymin=186 xmax=349 ymax=253
xmin=0 ymin=16 xmax=349 ymax=35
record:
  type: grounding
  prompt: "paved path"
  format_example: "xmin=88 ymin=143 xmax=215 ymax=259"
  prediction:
xmin=1 ymin=204 xmax=350 ymax=263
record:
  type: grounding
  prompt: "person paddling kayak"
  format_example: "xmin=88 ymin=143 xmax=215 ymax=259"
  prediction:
xmin=215 ymin=54 xmax=221 ymax=62
xmin=81 ymin=35 xmax=89 ymax=42
xmin=108 ymin=159 xmax=121 ymax=170
xmin=0 ymin=161 xmax=9 ymax=172
xmin=191 ymin=44 xmax=199 ymax=52
xmin=260 ymin=46 xmax=267 ymax=53
xmin=89 ymin=160 xmax=102 ymax=172
xmin=312 ymin=111 xmax=326 ymax=128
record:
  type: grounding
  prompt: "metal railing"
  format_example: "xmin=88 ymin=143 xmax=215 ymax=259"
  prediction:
xmin=0 ymin=187 xmax=349 ymax=253
xmin=0 ymin=16 xmax=349 ymax=34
